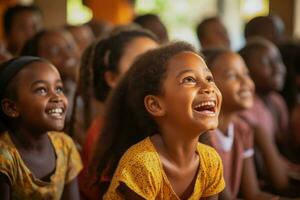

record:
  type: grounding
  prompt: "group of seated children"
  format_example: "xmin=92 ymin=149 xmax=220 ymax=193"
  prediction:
xmin=0 ymin=3 xmax=300 ymax=200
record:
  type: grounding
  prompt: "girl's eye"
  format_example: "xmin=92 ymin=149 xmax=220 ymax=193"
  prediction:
xmin=244 ymin=71 xmax=251 ymax=77
xmin=35 ymin=88 xmax=47 ymax=95
xmin=206 ymin=75 xmax=215 ymax=82
xmin=226 ymin=72 xmax=237 ymax=80
xmin=181 ymin=76 xmax=196 ymax=84
xmin=56 ymin=86 xmax=64 ymax=94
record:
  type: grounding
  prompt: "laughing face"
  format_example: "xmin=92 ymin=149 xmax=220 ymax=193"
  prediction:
xmin=13 ymin=61 xmax=68 ymax=133
xmin=159 ymin=51 xmax=222 ymax=134
xmin=249 ymin=44 xmax=286 ymax=92
xmin=211 ymin=52 xmax=254 ymax=113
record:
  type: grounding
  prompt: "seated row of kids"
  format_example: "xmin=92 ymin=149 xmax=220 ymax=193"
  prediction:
xmin=0 ymin=4 xmax=300 ymax=200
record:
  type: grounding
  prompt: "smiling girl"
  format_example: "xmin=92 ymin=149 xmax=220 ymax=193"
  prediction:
xmin=0 ymin=56 xmax=82 ymax=200
xmin=92 ymin=41 xmax=225 ymax=199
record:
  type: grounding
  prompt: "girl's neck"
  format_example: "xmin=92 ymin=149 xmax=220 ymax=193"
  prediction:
xmin=10 ymin=127 xmax=50 ymax=151
xmin=152 ymin=124 xmax=199 ymax=167
xmin=218 ymin=111 xmax=235 ymax=135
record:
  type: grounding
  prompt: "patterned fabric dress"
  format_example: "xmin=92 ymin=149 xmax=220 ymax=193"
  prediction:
xmin=104 ymin=137 xmax=225 ymax=200
xmin=0 ymin=131 xmax=83 ymax=200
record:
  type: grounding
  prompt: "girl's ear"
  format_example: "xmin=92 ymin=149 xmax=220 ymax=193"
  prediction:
xmin=144 ymin=95 xmax=165 ymax=117
xmin=1 ymin=99 xmax=19 ymax=118
xmin=104 ymin=71 xmax=119 ymax=89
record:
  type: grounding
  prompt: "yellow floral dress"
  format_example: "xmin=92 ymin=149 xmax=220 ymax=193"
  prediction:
xmin=0 ymin=131 xmax=83 ymax=200
xmin=104 ymin=137 xmax=225 ymax=200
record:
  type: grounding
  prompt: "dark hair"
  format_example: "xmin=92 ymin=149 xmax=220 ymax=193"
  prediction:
xmin=85 ymin=20 xmax=112 ymax=38
xmin=279 ymin=42 xmax=300 ymax=110
xmin=238 ymin=37 xmax=273 ymax=68
xmin=134 ymin=13 xmax=168 ymax=43
xmin=91 ymin=41 xmax=197 ymax=192
xmin=202 ymin=47 xmax=231 ymax=70
xmin=196 ymin=16 xmax=220 ymax=42
xmin=0 ymin=56 xmax=47 ymax=132
xmin=244 ymin=15 xmax=285 ymax=44
xmin=20 ymin=30 xmax=47 ymax=56
xmin=68 ymin=27 xmax=158 ymax=136
xmin=3 ymin=4 xmax=42 ymax=36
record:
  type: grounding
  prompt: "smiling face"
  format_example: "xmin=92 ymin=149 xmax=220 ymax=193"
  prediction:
xmin=211 ymin=52 xmax=255 ymax=113
xmin=158 ymin=51 xmax=222 ymax=134
xmin=8 ymin=10 xmax=43 ymax=55
xmin=12 ymin=61 xmax=68 ymax=133
xmin=107 ymin=36 xmax=158 ymax=88
xmin=38 ymin=31 xmax=79 ymax=81
xmin=118 ymin=37 xmax=158 ymax=78
xmin=201 ymin=19 xmax=230 ymax=50
xmin=248 ymin=44 xmax=286 ymax=92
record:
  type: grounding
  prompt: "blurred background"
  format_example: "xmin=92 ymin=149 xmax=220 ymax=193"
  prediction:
xmin=0 ymin=0 xmax=299 ymax=50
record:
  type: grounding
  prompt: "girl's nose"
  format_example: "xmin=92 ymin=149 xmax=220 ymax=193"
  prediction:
xmin=201 ymin=84 xmax=215 ymax=94
xmin=50 ymin=91 xmax=62 ymax=102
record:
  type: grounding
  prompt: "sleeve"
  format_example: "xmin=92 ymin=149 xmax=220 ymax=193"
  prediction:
xmin=202 ymin=145 xmax=225 ymax=197
xmin=62 ymin=134 xmax=83 ymax=184
xmin=0 ymin=145 xmax=17 ymax=185
xmin=105 ymin=149 xmax=162 ymax=199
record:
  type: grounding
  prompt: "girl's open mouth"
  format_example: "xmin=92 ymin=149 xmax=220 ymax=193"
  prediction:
xmin=46 ymin=107 xmax=65 ymax=119
xmin=193 ymin=100 xmax=216 ymax=116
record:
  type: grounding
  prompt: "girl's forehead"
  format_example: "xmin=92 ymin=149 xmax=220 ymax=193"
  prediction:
xmin=167 ymin=51 xmax=208 ymax=72
xmin=17 ymin=62 xmax=59 ymax=79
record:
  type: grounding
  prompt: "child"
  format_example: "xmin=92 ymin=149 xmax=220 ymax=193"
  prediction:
xmin=21 ymin=29 xmax=80 ymax=128
xmin=0 ymin=56 xmax=82 ymax=199
xmin=92 ymin=41 xmax=225 ymax=199
xmin=74 ymin=26 xmax=159 ymax=200
xmin=21 ymin=29 xmax=80 ymax=83
xmin=244 ymin=15 xmax=285 ymax=46
xmin=239 ymin=38 xmax=300 ymax=196
xmin=3 ymin=4 xmax=43 ymax=55
xmin=65 ymin=24 xmax=95 ymax=56
xmin=133 ymin=14 xmax=169 ymax=44
xmin=279 ymin=42 xmax=300 ymax=163
xmin=202 ymin=48 xmax=299 ymax=200
xmin=196 ymin=16 xmax=230 ymax=50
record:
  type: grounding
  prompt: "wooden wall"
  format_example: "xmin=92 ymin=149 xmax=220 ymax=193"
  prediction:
xmin=269 ymin=0 xmax=294 ymax=38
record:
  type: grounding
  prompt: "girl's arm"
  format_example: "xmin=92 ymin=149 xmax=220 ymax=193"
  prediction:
xmin=0 ymin=173 xmax=10 ymax=200
xmin=61 ymin=178 xmax=80 ymax=200
xmin=253 ymin=125 xmax=289 ymax=189
xmin=241 ymin=156 xmax=278 ymax=199
xmin=241 ymin=156 xmax=299 ymax=200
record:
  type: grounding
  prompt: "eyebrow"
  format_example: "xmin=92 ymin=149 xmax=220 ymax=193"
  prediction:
xmin=30 ymin=79 xmax=63 ymax=88
xmin=176 ymin=67 xmax=211 ymax=78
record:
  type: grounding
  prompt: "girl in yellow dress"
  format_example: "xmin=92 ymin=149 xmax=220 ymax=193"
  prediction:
xmin=92 ymin=41 xmax=225 ymax=199
xmin=0 ymin=56 xmax=82 ymax=200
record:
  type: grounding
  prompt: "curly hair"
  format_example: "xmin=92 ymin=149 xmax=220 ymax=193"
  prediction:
xmin=68 ymin=26 xmax=158 ymax=137
xmin=91 ymin=41 xmax=197 ymax=194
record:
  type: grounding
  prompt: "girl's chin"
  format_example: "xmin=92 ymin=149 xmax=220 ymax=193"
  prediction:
xmin=200 ymin=121 xmax=219 ymax=131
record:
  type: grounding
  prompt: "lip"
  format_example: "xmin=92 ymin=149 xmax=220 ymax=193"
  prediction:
xmin=45 ymin=103 xmax=66 ymax=119
xmin=238 ymin=88 xmax=253 ymax=99
xmin=192 ymin=98 xmax=217 ymax=117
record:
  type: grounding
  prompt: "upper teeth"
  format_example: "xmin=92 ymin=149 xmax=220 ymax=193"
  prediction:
xmin=195 ymin=101 xmax=215 ymax=109
xmin=48 ymin=108 xmax=63 ymax=114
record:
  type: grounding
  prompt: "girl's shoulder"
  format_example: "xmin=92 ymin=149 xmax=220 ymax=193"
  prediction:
xmin=120 ymin=137 xmax=160 ymax=166
xmin=196 ymin=142 xmax=225 ymax=196
xmin=0 ymin=131 xmax=17 ymax=153
xmin=197 ymin=142 xmax=223 ymax=168
xmin=105 ymin=138 xmax=164 ymax=199
xmin=0 ymin=132 xmax=20 ymax=185
xmin=48 ymin=131 xmax=77 ymax=148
